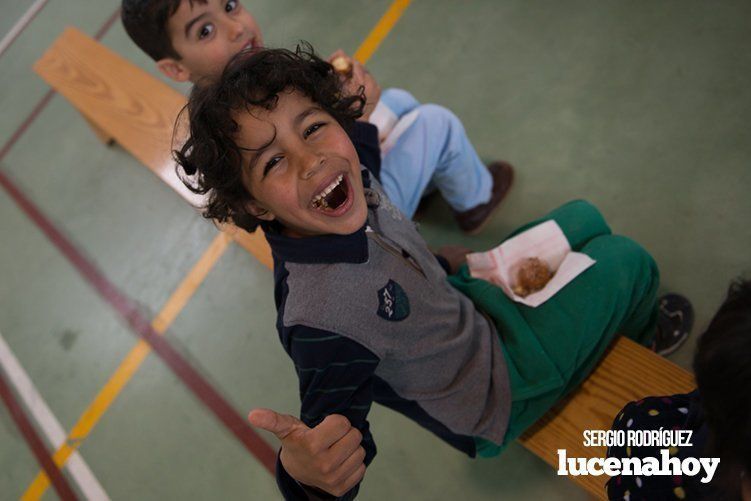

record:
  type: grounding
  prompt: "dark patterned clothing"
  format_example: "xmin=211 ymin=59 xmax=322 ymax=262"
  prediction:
xmin=606 ymin=391 xmax=721 ymax=500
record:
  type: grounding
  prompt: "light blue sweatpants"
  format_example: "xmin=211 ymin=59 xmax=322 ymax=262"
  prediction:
xmin=377 ymin=88 xmax=493 ymax=218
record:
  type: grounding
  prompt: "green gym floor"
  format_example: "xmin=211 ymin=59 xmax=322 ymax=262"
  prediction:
xmin=1 ymin=1 xmax=750 ymax=499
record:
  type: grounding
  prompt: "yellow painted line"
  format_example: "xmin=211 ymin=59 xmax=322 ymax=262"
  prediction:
xmin=23 ymin=0 xmax=412 ymax=496
xmin=22 ymin=232 xmax=231 ymax=500
xmin=354 ymin=0 xmax=412 ymax=64
xmin=224 ymin=223 xmax=274 ymax=270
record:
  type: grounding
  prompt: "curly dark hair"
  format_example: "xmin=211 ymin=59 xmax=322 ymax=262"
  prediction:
xmin=694 ymin=278 xmax=751 ymax=496
xmin=173 ymin=44 xmax=365 ymax=231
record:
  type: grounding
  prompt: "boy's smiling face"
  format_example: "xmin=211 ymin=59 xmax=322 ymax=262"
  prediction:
xmin=159 ymin=0 xmax=263 ymax=83
xmin=238 ymin=90 xmax=368 ymax=238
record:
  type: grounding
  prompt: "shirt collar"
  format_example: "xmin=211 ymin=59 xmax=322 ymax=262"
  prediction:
xmin=262 ymin=167 xmax=373 ymax=265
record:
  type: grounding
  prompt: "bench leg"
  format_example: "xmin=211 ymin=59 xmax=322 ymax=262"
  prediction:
xmin=83 ymin=115 xmax=115 ymax=146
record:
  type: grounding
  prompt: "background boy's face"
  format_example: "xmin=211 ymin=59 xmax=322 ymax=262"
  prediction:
xmin=237 ymin=90 xmax=368 ymax=238
xmin=159 ymin=0 xmax=263 ymax=83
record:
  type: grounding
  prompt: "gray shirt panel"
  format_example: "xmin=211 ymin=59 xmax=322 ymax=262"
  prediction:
xmin=282 ymin=183 xmax=511 ymax=444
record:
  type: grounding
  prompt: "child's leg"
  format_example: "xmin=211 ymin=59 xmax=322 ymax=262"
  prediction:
xmin=472 ymin=235 xmax=659 ymax=456
xmin=449 ymin=201 xmax=659 ymax=455
xmin=378 ymin=104 xmax=493 ymax=218
xmin=507 ymin=235 xmax=658 ymax=438
xmin=368 ymin=89 xmax=422 ymax=146
xmin=378 ymin=88 xmax=421 ymax=118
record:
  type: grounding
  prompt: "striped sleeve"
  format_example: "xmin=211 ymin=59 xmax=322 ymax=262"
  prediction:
xmin=276 ymin=324 xmax=380 ymax=500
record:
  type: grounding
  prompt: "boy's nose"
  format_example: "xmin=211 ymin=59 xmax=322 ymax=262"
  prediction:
xmin=299 ymin=151 xmax=325 ymax=179
xmin=227 ymin=20 xmax=244 ymax=41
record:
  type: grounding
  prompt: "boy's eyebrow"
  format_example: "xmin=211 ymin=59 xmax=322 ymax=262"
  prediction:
xmin=247 ymin=148 xmax=267 ymax=171
xmin=241 ymin=108 xmax=321 ymax=170
xmin=295 ymin=106 xmax=323 ymax=126
xmin=184 ymin=12 xmax=209 ymax=37
xmin=241 ymin=128 xmax=278 ymax=171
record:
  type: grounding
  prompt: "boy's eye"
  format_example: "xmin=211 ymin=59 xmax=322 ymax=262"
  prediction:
xmin=198 ymin=23 xmax=214 ymax=39
xmin=304 ymin=123 xmax=325 ymax=138
xmin=225 ymin=0 xmax=238 ymax=13
xmin=263 ymin=156 xmax=282 ymax=175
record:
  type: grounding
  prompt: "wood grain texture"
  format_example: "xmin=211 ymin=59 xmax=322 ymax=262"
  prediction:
xmin=83 ymin=115 xmax=114 ymax=145
xmin=34 ymin=27 xmax=272 ymax=263
xmin=35 ymin=27 xmax=697 ymax=500
xmin=519 ymin=337 xmax=694 ymax=499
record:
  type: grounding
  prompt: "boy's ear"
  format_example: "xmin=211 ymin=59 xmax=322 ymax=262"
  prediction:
xmin=246 ymin=201 xmax=275 ymax=222
xmin=156 ymin=58 xmax=192 ymax=83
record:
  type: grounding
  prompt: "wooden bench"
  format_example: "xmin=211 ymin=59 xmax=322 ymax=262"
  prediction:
xmin=33 ymin=26 xmax=272 ymax=269
xmin=34 ymin=27 xmax=695 ymax=500
xmin=518 ymin=337 xmax=693 ymax=498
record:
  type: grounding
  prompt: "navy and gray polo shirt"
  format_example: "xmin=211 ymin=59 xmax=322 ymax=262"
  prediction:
xmin=265 ymin=166 xmax=512 ymax=500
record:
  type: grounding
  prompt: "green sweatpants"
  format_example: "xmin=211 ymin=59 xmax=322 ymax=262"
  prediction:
xmin=447 ymin=200 xmax=659 ymax=457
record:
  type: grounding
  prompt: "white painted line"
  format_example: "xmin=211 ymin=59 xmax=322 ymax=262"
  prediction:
xmin=0 ymin=331 xmax=110 ymax=500
xmin=0 ymin=0 xmax=49 ymax=58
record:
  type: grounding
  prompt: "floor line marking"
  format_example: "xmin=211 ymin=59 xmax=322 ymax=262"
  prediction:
xmin=19 ymin=233 xmax=249 ymax=500
xmin=0 ymin=332 xmax=109 ymax=500
xmin=0 ymin=365 xmax=77 ymax=500
xmin=0 ymin=0 xmax=49 ymax=59
xmin=354 ymin=0 xmax=412 ymax=64
xmin=0 ymin=7 xmax=119 ymax=165
xmin=93 ymin=8 xmax=122 ymax=41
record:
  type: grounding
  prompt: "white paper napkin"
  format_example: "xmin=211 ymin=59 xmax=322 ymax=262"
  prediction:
xmin=466 ymin=220 xmax=596 ymax=307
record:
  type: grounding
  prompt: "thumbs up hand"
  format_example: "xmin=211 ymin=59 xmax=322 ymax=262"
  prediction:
xmin=248 ymin=409 xmax=367 ymax=497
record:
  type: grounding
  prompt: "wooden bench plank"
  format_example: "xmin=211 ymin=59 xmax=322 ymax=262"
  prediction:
xmin=33 ymin=26 xmax=272 ymax=264
xmin=34 ymin=27 xmax=696 ymax=500
xmin=34 ymin=27 xmax=194 ymax=203
xmin=519 ymin=337 xmax=694 ymax=498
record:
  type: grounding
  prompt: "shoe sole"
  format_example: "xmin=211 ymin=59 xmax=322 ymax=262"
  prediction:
xmin=464 ymin=163 xmax=515 ymax=236
xmin=654 ymin=293 xmax=694 ymax=357
xmin=656 ymin=331 xmax=689 ymax=357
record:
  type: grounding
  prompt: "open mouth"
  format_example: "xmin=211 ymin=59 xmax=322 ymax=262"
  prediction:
xmin=241 ymin=37 xmax=257 ymax=52
xmin=239 ymin=38 xmax=256 ymax=53
xmin=311 ymin=174 xmax=350 ymax=213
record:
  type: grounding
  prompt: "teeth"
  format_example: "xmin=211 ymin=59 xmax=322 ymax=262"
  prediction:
xmin=312 ymin=175 xmax=344 ymax=206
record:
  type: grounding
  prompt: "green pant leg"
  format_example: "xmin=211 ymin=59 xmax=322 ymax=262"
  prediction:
xmin=473 ymin=235 xmax=660 ymax=456
xmin=517 ymin=234 xmax=659 ymax=368
xmin=505 ymin=199 xmax=612 ymax=250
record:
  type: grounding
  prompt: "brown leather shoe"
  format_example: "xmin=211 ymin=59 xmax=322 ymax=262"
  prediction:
xmin=453 ymin=161 xmax=514 ymax=235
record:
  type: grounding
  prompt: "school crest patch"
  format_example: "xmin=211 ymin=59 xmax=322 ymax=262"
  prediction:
xmin=377 ymin=279 xmax=410 ymax=321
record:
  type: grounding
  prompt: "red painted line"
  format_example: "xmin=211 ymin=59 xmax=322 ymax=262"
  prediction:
xmin=0 ymin=89 xmax=55 ymax=163
xmin=0 ymin=164 xmax=277 ymax=475
xmin=0 ymin=4 xmax=124 ymax=227
xmin=0 ymin=3 xmax=277 ymax=476
xmin=93 ymin=8 xmax=121 ymax=41
xmin=0 ymin=368 xmax=78 ymax=500
xmin=0 ymin=7 xmax=119 ymax=164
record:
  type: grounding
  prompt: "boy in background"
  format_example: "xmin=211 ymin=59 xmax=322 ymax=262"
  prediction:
xmin=121 ymin=0 xmax=514 ymax=234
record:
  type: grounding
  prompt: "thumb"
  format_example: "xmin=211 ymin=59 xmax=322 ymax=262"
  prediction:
xmin=248 ymin=408 xmax=307 ymax=439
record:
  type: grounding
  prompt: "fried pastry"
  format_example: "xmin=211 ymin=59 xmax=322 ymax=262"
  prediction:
xmin=512 ymin=258 xmax=554 ymax=297
xmin=331 ymin=56 xmax=353 ymax=77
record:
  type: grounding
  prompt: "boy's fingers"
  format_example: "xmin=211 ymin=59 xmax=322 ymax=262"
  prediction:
xmin=328 ymin=426 xmax=363 ymax=463
xmin=351 ymin=60 xmax=365 ymax=80
xmin=247 ymin=408 xmax=307 ymax=439
xmin=328 ymin=463 xmax=367 ymax=497
xmin=310 ymin=414 xmax=353 ymax=449
xmin=327 ymin=49 xmax=348 ymax=62
xmin=331 ymin=445 xmax=366 ymax=484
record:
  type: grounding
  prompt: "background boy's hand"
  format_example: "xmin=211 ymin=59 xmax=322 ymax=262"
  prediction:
xmin=248 ymin=408 xmax=366 ymax=496
xmin=435 ymin=245 xmax=473 ymax=275
xmin=327 ymin=49 xmax=381 ymax=121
